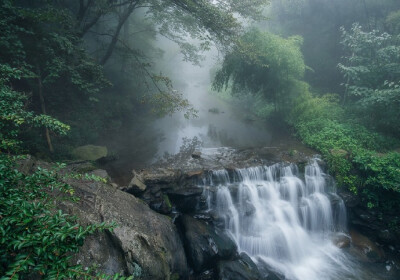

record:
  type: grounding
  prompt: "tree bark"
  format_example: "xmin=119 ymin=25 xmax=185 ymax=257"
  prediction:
xmin=36 ymin=67 xmax=54 ymax=153
xmin=100 ymin=2 xmax=138 ymax=65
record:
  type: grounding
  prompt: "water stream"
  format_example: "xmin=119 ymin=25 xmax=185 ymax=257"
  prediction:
xmin=199 ymin=159 xmax=389 ymax=280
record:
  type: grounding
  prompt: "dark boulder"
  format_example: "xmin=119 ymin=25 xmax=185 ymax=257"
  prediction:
xmin=137 ymin=168 xmax=181 ymax=185
xmin=178 ymin=215 xmax=237 ymax=272
xmin=168 ymin=187 xmax=204 ymax=213
xmin=217 ymin=253 xmax=262 ymax=280
xmin=349 ymin=230 xmax=386 ymax=263
xmin=60 ymin=175 xmax=188 ymax=279
xmin=125 ymin=170 xmax=147 ymax=195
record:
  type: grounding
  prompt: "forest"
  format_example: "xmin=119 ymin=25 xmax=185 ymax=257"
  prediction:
xmin=1 ymin=0 xmax=400 ymax=279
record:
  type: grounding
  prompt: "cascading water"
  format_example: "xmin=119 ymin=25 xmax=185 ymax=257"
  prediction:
xmin=199 ymin=159 xmax=377 ymax=280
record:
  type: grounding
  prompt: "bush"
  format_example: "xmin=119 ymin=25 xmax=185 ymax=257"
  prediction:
xmin=0 ymin=155 xmax=132 ymax=279
xmin=289 ymin=90 xmax=400 ymax=212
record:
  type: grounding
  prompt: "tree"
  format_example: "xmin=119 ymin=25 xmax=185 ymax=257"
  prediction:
xmin=70 ymin=0 xmax=269 ymax=65
xmin=0 ymin=1 xmax=109 ymax=153
xmin=338 ymin=23 xmax=400 ymax=136
xmin=213 ymin=28 xmax=306 ymax=111
xmin=262 ymin=0 xmax=400 ymax=92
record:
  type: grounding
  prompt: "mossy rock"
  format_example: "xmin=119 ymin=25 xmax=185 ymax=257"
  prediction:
xmin=71 ymin=145 xmax=108 ymax=161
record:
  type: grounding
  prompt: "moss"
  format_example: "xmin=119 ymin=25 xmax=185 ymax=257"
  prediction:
xmin=71 ymin=145 xmax=107 ymax=161
xmin=163 ymin=194 xmax=172 ymax=209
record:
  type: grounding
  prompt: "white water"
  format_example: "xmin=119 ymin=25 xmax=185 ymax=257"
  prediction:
xmin=199 ymin=159 xmax=376 ymax=280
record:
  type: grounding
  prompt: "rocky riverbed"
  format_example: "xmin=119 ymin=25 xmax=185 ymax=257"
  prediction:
xmin=18 ymin=147 xmax=400 ymax=279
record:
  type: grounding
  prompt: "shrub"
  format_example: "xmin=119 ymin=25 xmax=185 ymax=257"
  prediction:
xmin=0 ymin=155 xmax=132 ymax=279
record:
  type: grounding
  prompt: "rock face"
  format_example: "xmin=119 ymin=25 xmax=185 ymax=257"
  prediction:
xmin=217 ymin=253 xmax=261 ymax=280
xmin=332 ymin=232 xmax=351 ymax=249
xmin=126 ymin=170 xmax=147 ymax=195
xmin=61 ymin=177 xmax=188 ymax=279
xmin=178 ymin=215 xmax=237 ymax=272
xmin=338 ymin=190 xmax=400 ymax=252
xmin=349 ymin=230 xmax=385 ymax=262
xmin=168 ymin=187 xmax=204 ymax=213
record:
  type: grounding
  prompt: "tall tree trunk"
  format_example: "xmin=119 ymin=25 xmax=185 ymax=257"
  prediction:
xmin=36 ymin=68 xmax=54 ymax=153
xmin=100 ymin=3 xmax=137 ymax=65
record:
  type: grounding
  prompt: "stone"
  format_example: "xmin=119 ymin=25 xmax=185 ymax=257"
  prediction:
xmin=178 ymin=215 xmax=237 ymax=272
xmin=243 ymin=200 xmax=256 ymax=216
xmin=88 ymin=169 xmax=110 ymax=182
xmin=217 ymin=253 xmax=262 ymax=280
xmin=332 ymin=233 xmax=351 ymax=249
xmin=378 ymin=229 xmax=397 ymax=244
xmin=192 ymin=151 xmax=202 ymax=159
xmin=168 ymin=187 xmax=204 ymax=213
xmin=149 ymin=195 xmax=172 ymax=215
xmin=61 ymin=177 xmax=188 ymax=279
xmin=185 ymin=170 xmax=204 ymax=178
xmin=16 ymin=155 xmax=36 ymax=174
xmin=338 ymin=190 xmax=360 ymax=208
xmin=349 ymin=230 xmax=385 ymax=262
xmin=138 ymin=168 xmax=180 ymax=185
xmin=71 ymin=145 xmax=108 ymax=161
xmin=126 ymin=171 xmax=147 ymax=195
xmin=256 ymin=257 xmax=283 ymax=280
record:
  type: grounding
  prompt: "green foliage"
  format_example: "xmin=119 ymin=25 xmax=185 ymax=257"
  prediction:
xmin=386 ymin=10 xmax=400 ymax=34
xmin=264 ymin=0 xmax=400 ymax=92
xmin=338 ymin=23 xmax=400 ymax=137
xmin=0 ymin=65 xmax=69 ymax=153
xmin=0 ymin=1 xmax=111 ymax=154
xmin=213 ymin=28 xmax=306 ymax=111
xmin=0 ymin=155 xmax=133 ymax=279
xmin=289 ymin=89 xmax=400 ymax=212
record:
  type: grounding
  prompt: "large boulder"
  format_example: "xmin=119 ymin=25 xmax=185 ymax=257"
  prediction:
xmin=217 ymin=253 xmax=262 ymax=280
xmin=71 ymin=145 xmax=108 ymax=161
xmin=126 ymin=170 xmax=147 ymax=195
xmin=349 ymin=230 xmax=385 ymax=262
xmin=61 ymin=177 xmax=188 ymax=279
xmin=168 ymin=187 xmax=204 ymax=213
xmin=137 ymin=168 xmax=181 ymax=186
xmin=178 ymin=215 xmax=237 ymax=272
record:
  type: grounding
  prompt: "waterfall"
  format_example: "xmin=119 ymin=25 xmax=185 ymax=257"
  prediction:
xmin=200 ymin=159 xmax=360 ymax=280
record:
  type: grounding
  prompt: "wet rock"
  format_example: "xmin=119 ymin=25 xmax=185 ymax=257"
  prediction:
xmin=350 ymin=230 xmax=385 ymax=262
xmin=243 ymin=200 xmax=256 ymax=216
xmin=168 ymin=187 xmax=204 ymax=213
xmin=149 ymin=195 xmax=172 ymax=215
xmin=353 ymin=208 xmax=377 ymax=224
xmin=332 ymin=233 xmax=351 ymax=249
xmin=60 ymin=177 xmax=188 ymax=279
xmin=138 ymin=168 xmax=181 ymax=185
xmin=185 ymin=169 xmax=204 ymax=179
xmin=178 ymin=215 xmax=237 ymax=272
xmin=338 ymin=190 xmax=360 ymax=208
xmin=378 ymin=230 xmax=397 ymax=244
xmin=71 ymin=145 xmax=108 ymax=161
xmin=256 ymin=257 xmax=283 ymax=280
xmin=192 ymin=151 xmax=202 ymax=159
xmin=194 ymin=269 xmax=215 ymax=280
xmin=126 ymin=170 xmax=147 ymax=195
xmin=88 ymin=169 xmax=110 ymax=182
xmin=217 ymin=253 xmax=262 ymax=280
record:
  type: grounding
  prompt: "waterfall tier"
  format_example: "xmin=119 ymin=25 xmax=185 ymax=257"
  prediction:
xmin=199 ymin=160 xmax=362 ymax=280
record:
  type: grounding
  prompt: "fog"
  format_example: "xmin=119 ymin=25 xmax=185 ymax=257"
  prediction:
xmin=101 ymin=36 xmax=286 ymax=184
